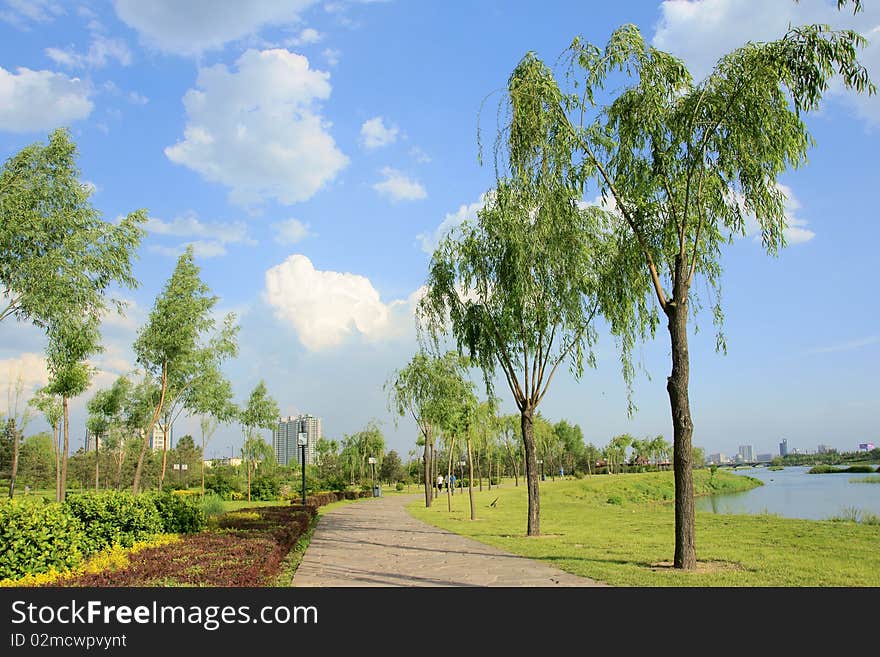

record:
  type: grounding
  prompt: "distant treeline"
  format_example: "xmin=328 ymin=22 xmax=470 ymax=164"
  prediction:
xmin=777 ymin=448 xmax=880 ymax=467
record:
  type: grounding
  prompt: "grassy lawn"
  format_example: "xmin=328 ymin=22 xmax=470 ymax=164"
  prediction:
xmin=407 ymin=471 xmax=880 ymax=586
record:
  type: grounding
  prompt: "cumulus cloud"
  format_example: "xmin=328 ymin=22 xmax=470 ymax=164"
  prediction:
xmin=0 ymin=352 xmax=50 ymax=409
xmin=264 ymin=254 xmax=418 ymax=350
xmin=373 ymin=167 xmax=426 ymax=202
xmin=164 ymin=48 xmax=348 ymax=208
xmin=417 ymin=194 xmax=488 ymax=254
xmin=360 ymin=116 xmax=398 ymax=148
xmin=0 ymin=0 xmax=64 ymax=29
xmin=740 ymin=183 xmax=815 ymax=244
xmin=113 ymin=0 xmax=318 ymax=55
xmin=286 ymin=27 xmax=323 ymax=46
xmin=652 ymin=0 xmax=880 ymax=124
xmin=322 ymin=48 xmax=341 ymax=66
xmin=45 ymin=34 xmax=132 ymax=69
xmin=0 ymin=66 xmax=93 ymax=132
xmin=272 ymin=218 xmax=313 ymax=244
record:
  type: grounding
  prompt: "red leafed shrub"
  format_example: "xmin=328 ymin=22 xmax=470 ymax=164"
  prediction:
xmin=55 ymin=505 xmax=315 ymax=587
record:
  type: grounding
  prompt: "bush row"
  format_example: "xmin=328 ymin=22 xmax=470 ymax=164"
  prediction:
xmin=0 ymin=491 xmax=205 ymax=580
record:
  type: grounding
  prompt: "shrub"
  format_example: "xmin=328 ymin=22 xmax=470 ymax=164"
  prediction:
xmin=200 ymin=494 xmax=225 ymax=517
xmin=0 ymin=500 xmax=85 ymax=580
xmin=395 ymin=482 xmax=405 ymax=492
xmin=149 ymin=492 xmax=206 ymax=534
xmin=64 ymin=491 xmax=163 ymax=555
xmin=250 ymin=475 xmax=281 ymax=501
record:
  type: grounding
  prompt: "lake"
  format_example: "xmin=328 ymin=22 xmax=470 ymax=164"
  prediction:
xmin=695 ymin=465 xmax=880 ymax=521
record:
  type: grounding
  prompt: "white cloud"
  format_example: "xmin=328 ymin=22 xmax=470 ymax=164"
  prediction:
xmin=146 ymin=212 xmax=256 ymax=245
xmin=45 ymin=34 xmax=132 ymax=69
xmin=113 ymin=0 xmax=318 ymax=55
xmin=148 ymin=241 xmax=229 ymax=259
xmin=360 ymin=116 xmax=398 ymax=149
xmin=652 ymin=0 xmax=880 ymax=124
xmin=165 ymin=48 xmax=348 ymax=208
xmin=0 ymin=0 xmax=63 ymax=29
xmin=272 ymin=218 xmax=313 ymax=244
xmin=417 ymin=194 xmax=487 ymax=254
xmin=322 ymin=48 xmax=341 ymax=66
xmin=286 ymin=27 xmax=323 ymax=46
xmin=128 ymin=91 xmax=149 ymax=105
xmin=807 ymin=335 xmax=880 ymax=355
xmin=0 ymin=352 xmax=49 ymax=410
xmin=373 ymin=167 xmax=426 ymax=202
xmin=409 ymin=146 xmax=431 ymax=163
xmin=0 ymin=66 xmax=93 ymax=132
xmin=264 ymin=254 xmax=417 ymax=350
xmin=741 ymin=183 xmax=815 ymax=244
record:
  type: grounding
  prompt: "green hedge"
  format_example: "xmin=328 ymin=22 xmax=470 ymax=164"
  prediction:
xmin=0 ymin=500 xmax=85 ymax=580
xmin=149 ymin=492 xmax=206 ymax=534
xmin=64 ymin=491 xmax=164 ymax=555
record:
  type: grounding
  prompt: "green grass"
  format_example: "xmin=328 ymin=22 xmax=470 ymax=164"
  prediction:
xmin=809 ymin=464 xmax=876 ymax=474
xmin=850 ymin=476 xmax=880 ymax=484
xmin=406 ymin=471 xmax=880 ymax=586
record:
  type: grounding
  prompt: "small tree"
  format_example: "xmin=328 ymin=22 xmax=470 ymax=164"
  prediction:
xmin=4 ymin=375 xmax=32 ymax=498
xmin=29 ymin=387 xmax=62 ymax=498
xmin=239 ymin=381 xmax=279 ymax=501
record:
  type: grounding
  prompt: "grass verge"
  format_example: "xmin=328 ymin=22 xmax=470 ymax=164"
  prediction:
xmin=406 ymin=470 xmax=880 ymax=586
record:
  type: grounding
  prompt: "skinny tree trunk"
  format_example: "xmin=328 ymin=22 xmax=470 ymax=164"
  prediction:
xmin=7 ymin=421 xmax=19 ymax=499
xmin=133 ymin=363 xmax=168 ymax=494
xmin=487 ymin=448 xmax=492 ymax=490
xmin=477 ymin=449 xmax=483 ymax=491
xmin=521 ymin=407 xmax=539 ymax=536
xmin=446 ymin=436 xmax=455 ymax=512
xmin=94 ymin=437 xmax=99 ymax=492
xmin=159 ymin=421 xmax=170 ymax=492
xmin=667 ymin=294 xmax=696 ymax=570
xmin=466 ymin=436 xmax=475 ymax=521
xmin=53 ymin=421 xmax=60 ymax=501
xmin=201 ymin=432 xmax=206 ymax=497
xmin=423 ymin=432 xmax=432 ymax=508
xmin=60 ymin=396 xmax=70 ymax=502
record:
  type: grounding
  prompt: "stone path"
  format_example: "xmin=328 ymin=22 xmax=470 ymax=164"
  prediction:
xmin=292 ymin=493 xmax=605 ymax=587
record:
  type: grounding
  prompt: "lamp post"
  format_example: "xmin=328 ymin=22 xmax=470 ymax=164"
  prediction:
xmin=297 ymin=432 xmax=307 ymax=506
xmin=368 ymin=457 xmax=377 ymax=496
xmin=458 ymin=460 xmax=466 ymax=489
xmin=537 ymin=459 xmax=544 ymax=481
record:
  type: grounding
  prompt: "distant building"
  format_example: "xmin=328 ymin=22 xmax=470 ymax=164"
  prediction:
xmin=147 ymin=423 xmax=168 ymax=452
xmin=273 ymin=414 xmax=321 ymax=467
xmin=738 ymin=445 xmax=755 ymax=462
xmin=817 ymin=444 xmax=832 ymax=454
xmin=756 ymin=453 xmax=773 ymax=463
xmin=708 ymin=453 xmax=728 ymax=465
xmin=858 ymin=443 xmax=875 ymax=452
xmin=210 ymin=457 xmax=242 ymax=467
xmin=779 ymin=439 xmax=788 ymax=457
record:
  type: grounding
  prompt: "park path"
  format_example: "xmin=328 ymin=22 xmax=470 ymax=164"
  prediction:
xmin=292 ymin=493 xmax=605 ymax=587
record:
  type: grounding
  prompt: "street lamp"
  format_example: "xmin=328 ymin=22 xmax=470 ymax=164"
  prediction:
xmin=172 ymin=462 xmax=188 ymax=485
xmin=537 ymin=459 xmax=545 ymax=481
xmin=368 ymin=457 xmax=377 ymax=496
xmin=458 ymin=460 xmax=466 ymax=489
xmin=297 ymin=432 xmax=308 ymax=506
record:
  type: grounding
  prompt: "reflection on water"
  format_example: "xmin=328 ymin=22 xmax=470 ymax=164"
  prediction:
xmin=695 ymin=465 xmax=880 ymax=520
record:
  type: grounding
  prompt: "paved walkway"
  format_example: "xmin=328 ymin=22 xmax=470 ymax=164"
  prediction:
xmin=293 ymin=494 xmax=605 ymax=587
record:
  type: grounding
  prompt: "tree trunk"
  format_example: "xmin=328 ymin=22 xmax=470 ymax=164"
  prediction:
xmin=422 ymin=432 xmax=432 ymax=508
xmin=53 ymin=421 xmax=60 ymax=501
xmin=477 ymin=448 xmax=483 ymax=491
xmin=60 ymin=396 xmax=70 ymax=502
xmin=94 ymin=435 xmax=99 ymax=492
xmin=487 ymin=447 xmax=492 ymax=490
xmin=159 ymin=421 xmax=169 ymax=492
xmin=446 ymin=436 xmax=455 ymax=511
xmin=667 ymin=295 xmax=696 ymax=570
xmin=521 ymin=407 xmax=539 ymax=536
xmin=7 ymin=420 xmax=19 ymax=499
xmin=247 ymin=457 xmax=252 ymax=502
xmin=466 ymin=436 xmax=475 ymax=521
xmin=201 ymin=432 xmax=206 ymax=497
xmin=133 ymin=362 xmax=168 ymax=494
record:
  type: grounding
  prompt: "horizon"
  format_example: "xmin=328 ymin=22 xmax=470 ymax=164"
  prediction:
xmin=1 ymin=0 xmax=878 ymax=460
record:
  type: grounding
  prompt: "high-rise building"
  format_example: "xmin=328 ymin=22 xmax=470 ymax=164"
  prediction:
xmin=779 ymin=439 xmax=788 ymax=457
xmin=738 ymin=445 xmax=755 ymax=462
xmin=817 ymin=444 xmax=831 ymax=454
xmin=147 ymin=423 xmax=166 ymax=452
xmin=273 ymin=414 xmax=321 ymax=467
xmin=708 ymin=452 xmax=727 ymax=465
xmin=756 ymin=453 xmax=773 ymax=463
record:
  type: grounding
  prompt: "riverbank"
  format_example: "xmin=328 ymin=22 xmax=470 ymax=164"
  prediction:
xmin=406 ymin=471 xmax=880 ymax=586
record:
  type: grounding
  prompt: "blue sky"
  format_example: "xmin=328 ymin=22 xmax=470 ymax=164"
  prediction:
xmin=1 ymin=0 xmax=878 ymax=460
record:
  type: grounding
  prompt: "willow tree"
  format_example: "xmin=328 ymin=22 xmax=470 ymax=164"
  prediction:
xmin=386 ymin=351 xmax=473 ymax=508
xmin=28 ymin=387 xmax=62 ymax=499
xmin=132 ymin=247 xmax=219 ymax=493
xmin=510 ymin=23 xmax=872 ymax=567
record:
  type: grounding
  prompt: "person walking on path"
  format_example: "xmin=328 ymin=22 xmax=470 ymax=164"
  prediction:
xmin=436 ymin=473 xmax=444 ymax=494
xmin=449 ymin=473 xmax=456 ymax=495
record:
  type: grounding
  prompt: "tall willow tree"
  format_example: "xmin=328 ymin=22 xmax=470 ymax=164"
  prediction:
xmin=509 ymin=23 xmax=873 ymax=566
